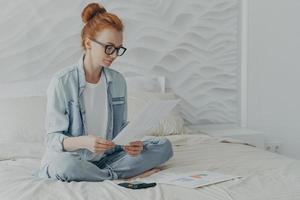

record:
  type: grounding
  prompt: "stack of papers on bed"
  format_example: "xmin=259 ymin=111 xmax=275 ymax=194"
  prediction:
xmin=149 ymin=171 xmax=241 ymax=188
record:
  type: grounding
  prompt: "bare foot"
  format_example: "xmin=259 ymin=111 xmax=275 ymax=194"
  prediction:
xmin=124 ymin=168 xmax=161 ymax=181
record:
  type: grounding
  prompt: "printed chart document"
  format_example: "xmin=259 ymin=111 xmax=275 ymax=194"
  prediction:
xmin=113 ymin=99 xmax=180 ymax=145
xmin=146 ymin=171 xmax=242 ymax=188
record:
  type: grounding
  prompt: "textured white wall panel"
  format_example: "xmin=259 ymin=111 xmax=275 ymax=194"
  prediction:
xmin=0 ymin=0 xmax=241 ymax=126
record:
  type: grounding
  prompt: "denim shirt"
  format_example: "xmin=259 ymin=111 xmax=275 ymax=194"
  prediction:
xmin=41 ymin=55 xmax=128 ymax=164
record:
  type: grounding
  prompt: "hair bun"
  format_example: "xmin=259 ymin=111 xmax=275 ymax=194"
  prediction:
xmin=81 ymin=3 xmax=107 ymax=24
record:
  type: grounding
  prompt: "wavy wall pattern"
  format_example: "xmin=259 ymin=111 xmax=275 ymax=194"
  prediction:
xmin=0 ymin=0 xmax=240 ymax=126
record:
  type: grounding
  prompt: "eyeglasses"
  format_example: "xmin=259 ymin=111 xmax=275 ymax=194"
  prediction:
xmin=89 ymin=38 xmax=127 ymax=56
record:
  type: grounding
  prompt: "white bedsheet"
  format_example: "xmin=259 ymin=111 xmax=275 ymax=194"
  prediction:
xmin=0 ymin=134 xmax=300 ymax=200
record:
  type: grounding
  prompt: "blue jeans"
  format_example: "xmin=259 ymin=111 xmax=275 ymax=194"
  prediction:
xmin=38 ymin=138 xmax=173 ymax=182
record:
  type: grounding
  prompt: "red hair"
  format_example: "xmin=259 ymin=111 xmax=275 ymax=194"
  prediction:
xmin=81 ymin=3 xmax=124 ymax=50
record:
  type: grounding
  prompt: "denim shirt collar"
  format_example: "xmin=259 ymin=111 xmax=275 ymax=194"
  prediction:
xmin=77 ymin=54 xmax=112 ymax=96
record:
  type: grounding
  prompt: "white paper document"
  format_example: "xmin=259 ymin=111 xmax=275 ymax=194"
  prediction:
xmin=113 ymin=99 xmax=180 ymax=145
xmin=145 ymin=171 xmax=241 ymax=188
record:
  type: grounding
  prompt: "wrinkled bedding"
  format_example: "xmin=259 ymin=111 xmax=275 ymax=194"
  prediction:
xmin=0 ymin=134 xmax=300 ymax=200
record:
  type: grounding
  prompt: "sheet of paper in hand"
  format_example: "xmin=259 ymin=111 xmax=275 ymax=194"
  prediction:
xmin=112 ymin=99 xmax=180 ymax=145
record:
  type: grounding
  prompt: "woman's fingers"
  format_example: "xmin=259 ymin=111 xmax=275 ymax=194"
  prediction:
xmin=122 ymin=141 xmax=144 ymax=156
xmin=124 ymin=148 xmax=141 ymax=153
xmin=95 ymin=143 xmax=114 ymax=150
xmin=124 ymin=145 xmax=143 ymax=152
xmin=95 ymin=138 xmax=115 ymax=148
xmin=125 ymin=150 xmax=140 ymax=156
xmin=96 ymin=138 xmax=115 ymax=146
xmin=129 ymin=141 xmax=143 ymax=147
xmin=84 ymin=136 xmax=115 ymax=153
xmin=127 ymin=141 xmax=144 ymax=149
xmin=124 ymin=146 xmax=143 ymax=156
xmin=92 ymin=141 xmax=115 ymax=153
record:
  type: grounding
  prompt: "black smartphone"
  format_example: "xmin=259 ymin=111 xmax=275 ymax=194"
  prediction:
xmin=118 ymin=181 xmax=157 ymax=189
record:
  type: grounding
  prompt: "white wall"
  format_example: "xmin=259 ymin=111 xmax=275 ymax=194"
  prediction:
xmin=0 ymin=0 xmax=241 ymax=127
xmin=248 ymin=0 xmax=300 ymax=159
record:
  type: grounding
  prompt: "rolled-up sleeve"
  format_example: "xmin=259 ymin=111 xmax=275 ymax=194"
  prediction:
xmin=44 ymin=77 xmax=69 ymax=152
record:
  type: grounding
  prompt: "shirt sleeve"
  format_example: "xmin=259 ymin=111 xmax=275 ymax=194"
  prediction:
xmin=44 ymin=77 xmax=69 ymax=152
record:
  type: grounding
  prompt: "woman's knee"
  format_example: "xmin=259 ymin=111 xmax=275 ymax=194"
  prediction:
xmin=47 ymin=154 xmax=80 ymax=181
xmin=160 ymin=138 xmax=173 ymax=160
xmin=144 ymin=138 xmax=173 ymax=161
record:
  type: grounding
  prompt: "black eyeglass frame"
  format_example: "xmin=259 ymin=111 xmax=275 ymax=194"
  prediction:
xmin=89 ymin=38 xmax=127 ymax=56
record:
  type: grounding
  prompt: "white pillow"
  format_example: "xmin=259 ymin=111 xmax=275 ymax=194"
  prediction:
xmin=0 ymin=96 xmax=46 ymax=143
xmin=125 ymin=76 xmax=165 ymax=93
xmin=127 ymin=90 xmax=186 ymax=136
xmin=0 ymin=88 xmax=184 ymax=144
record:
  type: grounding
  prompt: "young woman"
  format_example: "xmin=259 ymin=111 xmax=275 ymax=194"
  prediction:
xmin=38 ymin=3 xmax=173 ymax=182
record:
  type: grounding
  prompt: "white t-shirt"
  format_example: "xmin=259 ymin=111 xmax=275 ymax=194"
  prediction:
xmin=83 ymin=74 xmax=108 ymax=161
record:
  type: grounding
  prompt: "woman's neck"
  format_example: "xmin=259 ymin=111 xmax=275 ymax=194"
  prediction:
xmin=83 ymin=53 xmax=103 ymax=84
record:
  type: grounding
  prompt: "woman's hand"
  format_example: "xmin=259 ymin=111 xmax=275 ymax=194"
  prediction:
xmin=81 ymin=135 xmax=115 ymax=154
xmin=123 ymin=141 xmax=144 ymax=156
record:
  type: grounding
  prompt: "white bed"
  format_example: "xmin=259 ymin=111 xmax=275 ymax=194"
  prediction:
xmin=1 ymin=80 xmax=300 ymax=200
xmin=1 ymin=133 xmax=300 ymax=200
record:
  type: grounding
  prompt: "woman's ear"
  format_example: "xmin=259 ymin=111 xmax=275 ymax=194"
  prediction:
xmin=84 ymin=38 xmax=92 ymax=50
